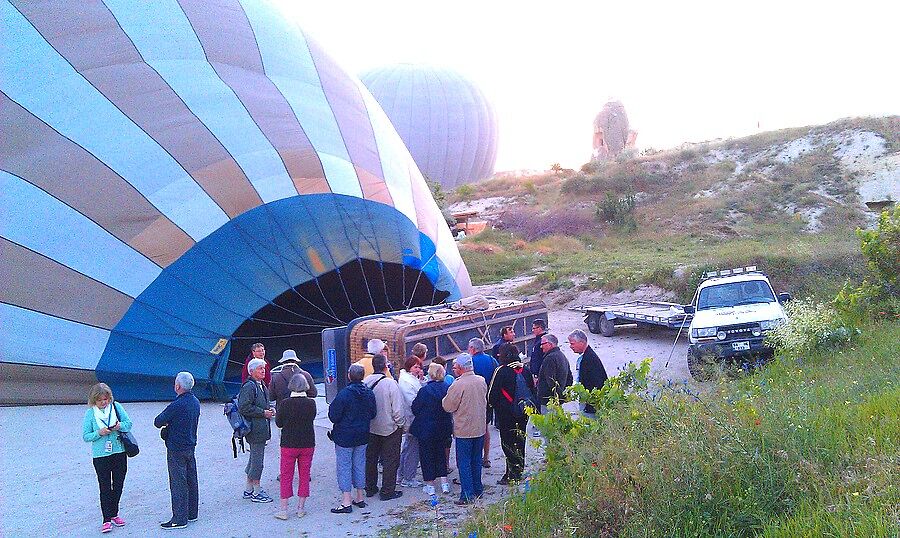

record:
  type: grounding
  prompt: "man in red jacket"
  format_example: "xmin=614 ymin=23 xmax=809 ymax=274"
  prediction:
xmin=241 ymin=343 xmax=272 ymax=387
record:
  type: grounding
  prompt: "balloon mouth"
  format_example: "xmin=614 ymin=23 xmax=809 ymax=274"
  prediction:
xmin=223 ymin=258 xmax=448 ymax=391
xmin=94 ymin=194 xmax=464 ymax=402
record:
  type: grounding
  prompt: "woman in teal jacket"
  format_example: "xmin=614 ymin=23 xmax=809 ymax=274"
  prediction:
xmin=82 ymin=383 xmax=132 ymax=533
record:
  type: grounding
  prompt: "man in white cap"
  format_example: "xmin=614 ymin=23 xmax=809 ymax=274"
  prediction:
xmin=356 ymin=339 xmax=394 ymax=379
xmin=270 ymin=349 xmax=317 ymax=411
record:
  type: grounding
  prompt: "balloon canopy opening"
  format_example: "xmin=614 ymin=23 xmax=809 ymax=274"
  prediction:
xmin=224 ymin=258 xmax=448 ymax=391
xmin=93 ymin=193 xmax=463 ymax=402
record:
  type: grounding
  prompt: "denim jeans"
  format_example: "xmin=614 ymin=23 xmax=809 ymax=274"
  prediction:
xmin=455 ymin=435 xmax=484 ymax=501
xmin=398 ymin=433 xmax=420 ymax=482
xmin=334 ymin=444 xmax=366 ymax=493
xmin=167 ymin=449 xmax=198 ymax=525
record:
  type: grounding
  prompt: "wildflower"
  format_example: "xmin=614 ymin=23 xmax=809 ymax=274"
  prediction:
xmin=754 ymin=418 xmax=761 ymax=426
xmin=852 ymin=492 xmax=859 ymax=496
xmin=502 ymin=524 xmax=513 ymax=533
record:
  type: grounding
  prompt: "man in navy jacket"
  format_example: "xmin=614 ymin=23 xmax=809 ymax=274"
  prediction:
xmin=529 ymin=319 xmax=548 ymax=381
xmin=154 ymin=371 xmax=201 ymax=529
xmin=567 ymin=329 xmax=608 ymax=416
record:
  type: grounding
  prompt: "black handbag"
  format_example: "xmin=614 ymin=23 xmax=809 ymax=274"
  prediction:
xmin=113 ymin=403 xmax=139 ymax=457
xmin=119 ymin=430 xmax=140 ymax=457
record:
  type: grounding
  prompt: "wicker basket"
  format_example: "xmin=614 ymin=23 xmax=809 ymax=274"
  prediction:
xmin=348 ymin=299 xmax=547 ymax=372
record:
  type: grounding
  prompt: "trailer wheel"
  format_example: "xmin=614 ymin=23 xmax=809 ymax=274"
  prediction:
xmin=687 ymin=349 xmax=719 ymax=381
xmin=586 ymin=313 xmax=602 ymax=334
xmin=599 ymin=315 xmax=616 ymax=337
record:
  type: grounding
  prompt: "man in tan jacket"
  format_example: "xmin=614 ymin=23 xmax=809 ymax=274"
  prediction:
xmin=442 ymin=353 xmax=487 ymax=504
xmin=363 ymin=354 xmax=405 ymax=501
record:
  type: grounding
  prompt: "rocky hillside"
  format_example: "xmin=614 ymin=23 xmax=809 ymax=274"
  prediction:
xmin=450 ymin=116 xmax=898 ymax=238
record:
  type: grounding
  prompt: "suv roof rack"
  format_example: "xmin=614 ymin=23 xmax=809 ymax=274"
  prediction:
xmin=701 ymin=266 xmax=766 ymax=281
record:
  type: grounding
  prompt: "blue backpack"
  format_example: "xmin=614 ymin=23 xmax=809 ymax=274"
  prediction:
xmin=223 ymin=387 xmax=251 ymax=458
xmin=501 ymin=366 xmax=536 ymax=420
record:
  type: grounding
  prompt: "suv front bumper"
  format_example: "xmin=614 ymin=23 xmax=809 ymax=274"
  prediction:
xmin=689 ymin=336 xmax=773 ymax=361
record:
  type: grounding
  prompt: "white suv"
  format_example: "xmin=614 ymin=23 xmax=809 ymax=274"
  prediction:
xmin=683 ymin=267 xmax=790 ymax=380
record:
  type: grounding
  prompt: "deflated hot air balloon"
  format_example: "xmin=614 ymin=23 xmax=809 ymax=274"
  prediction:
xmin=0 ymin=0 xmax=472 ymax=404
xmin=360 ymin=64 xmax=498 ymax=189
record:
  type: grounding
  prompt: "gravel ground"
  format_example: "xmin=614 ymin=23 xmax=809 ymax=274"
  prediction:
xmin=1 ymin=286 xmax=692 ymax=537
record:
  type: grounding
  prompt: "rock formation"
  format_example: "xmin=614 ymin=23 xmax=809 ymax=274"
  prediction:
xmin=592 ymin=101 xmax=638 ymax=161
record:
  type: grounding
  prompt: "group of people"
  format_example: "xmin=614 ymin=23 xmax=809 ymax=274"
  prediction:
xmin=326 ymin=320 xmax=610 ymax=512
xmin=81 ymin=321 xmax=609 ymax=531
xmin=237 ymin=345 xmax=319 ymax=521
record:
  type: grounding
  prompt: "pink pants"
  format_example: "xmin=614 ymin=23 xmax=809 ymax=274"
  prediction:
xmin=280 ymin=446 xmax=314 ymax=499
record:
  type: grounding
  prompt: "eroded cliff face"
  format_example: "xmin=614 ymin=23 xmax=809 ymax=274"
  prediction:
xmin=592 ymin=100 xmax=638 ymax=161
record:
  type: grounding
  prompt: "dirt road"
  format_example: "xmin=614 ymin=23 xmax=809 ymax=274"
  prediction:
xmin=477 ymin=280 xmax=693 ymax=382
xmin=548 ymin=308 xmax=691 ymax=382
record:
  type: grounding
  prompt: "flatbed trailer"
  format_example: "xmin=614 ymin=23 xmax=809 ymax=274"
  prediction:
xmin=572 ymin=300 xmax=692 ymax=337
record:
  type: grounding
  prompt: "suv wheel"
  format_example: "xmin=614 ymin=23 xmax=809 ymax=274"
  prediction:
xmin=687 ymin=348 xmax=719 ymax=381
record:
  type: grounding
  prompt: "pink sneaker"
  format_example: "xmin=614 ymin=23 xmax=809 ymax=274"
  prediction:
xmin=111 ymin=516 xmax=126 ymax=527
xmin=101 ymin=522 xmax=112 ymax=533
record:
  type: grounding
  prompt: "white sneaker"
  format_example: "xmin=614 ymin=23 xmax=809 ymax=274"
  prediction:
xmin=422 ymin=484 xmax=435 ymax=496
xmin=441 ymin=482 xmax=451 ymax=494
xmin=401 ymin=479 xmax=424 ymax=488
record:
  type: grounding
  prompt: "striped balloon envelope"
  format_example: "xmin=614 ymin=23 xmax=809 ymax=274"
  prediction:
xmin=0 ymin=0 xmax=472 ymax=404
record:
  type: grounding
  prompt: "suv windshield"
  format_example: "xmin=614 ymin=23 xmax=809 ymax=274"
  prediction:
xmin=697 ymin=280 xmax=775 ymax=310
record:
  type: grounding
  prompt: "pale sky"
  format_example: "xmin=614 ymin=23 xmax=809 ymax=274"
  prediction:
xmin=276 ymin=0 xmax=897 ymax=171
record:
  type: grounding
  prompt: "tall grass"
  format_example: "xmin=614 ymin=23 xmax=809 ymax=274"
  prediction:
xmin=466 ymin=322 xmax=899 ymax=537
xmin=462 ymin=226 xmax=864 ymax=303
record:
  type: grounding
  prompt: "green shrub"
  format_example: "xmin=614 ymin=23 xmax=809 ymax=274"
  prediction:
xmin=859 ymin=205 xmax=899 ymax=290
xmin=594 ymin=192 xmax=636 ymax=230
xmin=834 ymin=205 xmax=900 ymax=321
xmin=561 ymin=160 xmax=663 ymax=196
xmin=766 ymin=298 xmax=858 ymax=355
xmin=678 ymin=147 xmax=699 ymax=162
xmin=530 ymin=359 xmax=651 ymax=463
xmin=454 ymin=183 xmax=475 ymax=199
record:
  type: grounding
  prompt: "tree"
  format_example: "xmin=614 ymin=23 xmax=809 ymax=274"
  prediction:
xmin=425 ymin=177 xmax=456 ymax=229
